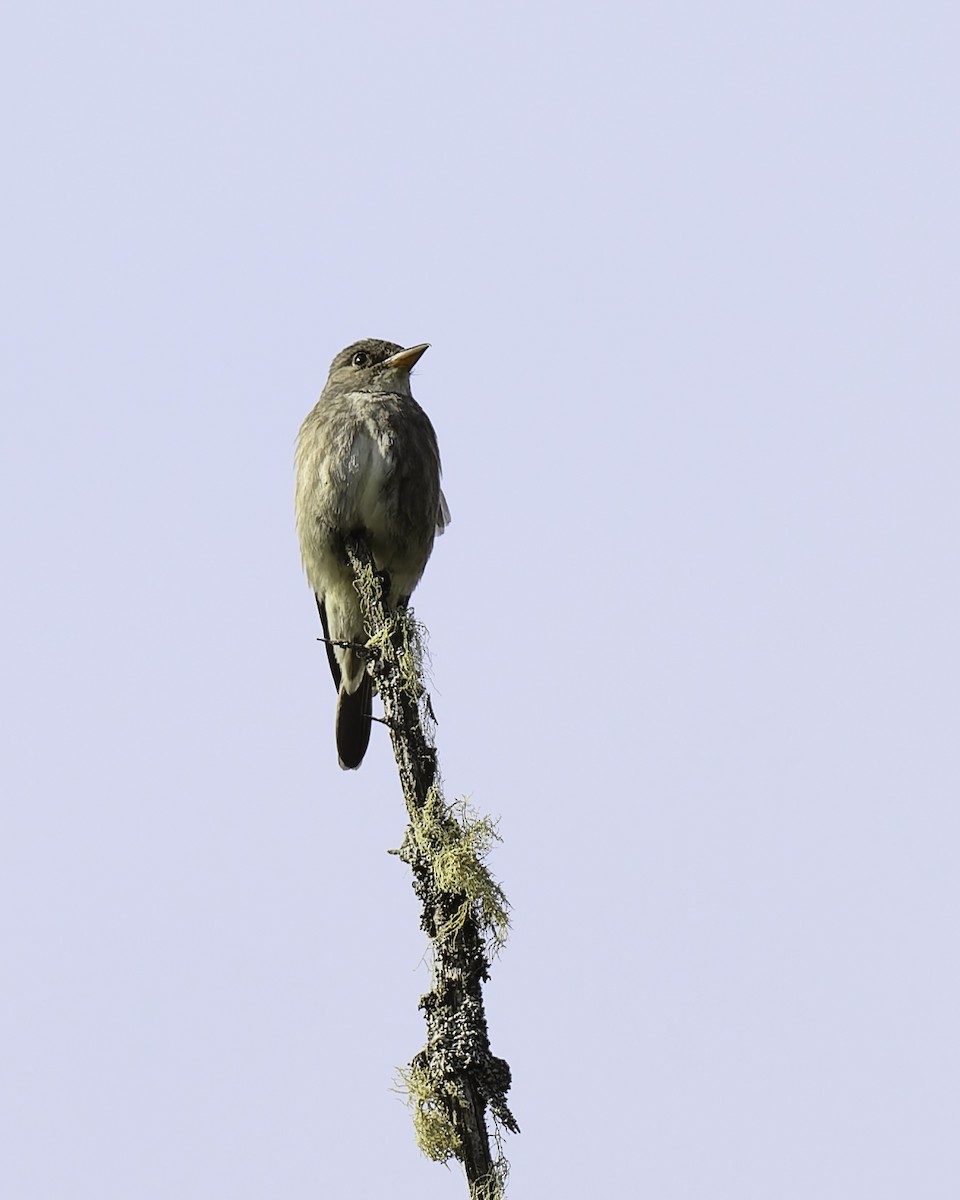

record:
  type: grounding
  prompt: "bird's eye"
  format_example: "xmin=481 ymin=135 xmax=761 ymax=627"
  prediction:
xmin=352 ymin=350 xmax=370 ymax=367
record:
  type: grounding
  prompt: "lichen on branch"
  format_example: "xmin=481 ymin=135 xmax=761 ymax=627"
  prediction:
xmin=344 ymin=537 xmax=517 ymax=1200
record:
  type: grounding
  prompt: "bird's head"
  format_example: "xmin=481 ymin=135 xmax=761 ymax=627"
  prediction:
xmin=325 ymin=339 xmax=429 ymax=396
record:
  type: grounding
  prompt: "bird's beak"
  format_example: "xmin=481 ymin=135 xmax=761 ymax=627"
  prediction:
xmin=383 ymin=343 xmax=429 ymax=371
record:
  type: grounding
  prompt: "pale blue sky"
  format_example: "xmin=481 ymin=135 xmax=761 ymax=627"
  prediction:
xmin=2 ymin=2 xmax=958 ymax=1196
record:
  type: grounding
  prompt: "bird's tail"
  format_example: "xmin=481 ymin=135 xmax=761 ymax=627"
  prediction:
xmin=336 ymin=671 xmax=373 ymax=770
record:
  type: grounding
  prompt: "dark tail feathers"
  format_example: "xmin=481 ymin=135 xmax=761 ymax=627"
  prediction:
xmin=336 ymin=672 xmax=373 ymax=770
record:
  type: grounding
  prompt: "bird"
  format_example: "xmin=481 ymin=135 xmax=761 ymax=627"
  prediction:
xmin=295 ymin=339 xmax=449 ymax=769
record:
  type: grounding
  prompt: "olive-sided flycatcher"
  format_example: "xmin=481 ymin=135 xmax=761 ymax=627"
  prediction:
xmin=295 ymin=339 xmax=449 ymax=768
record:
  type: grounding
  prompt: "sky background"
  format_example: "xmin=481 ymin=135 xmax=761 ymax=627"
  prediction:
xmin=2 ymin=2 xmax=958 ymax=1196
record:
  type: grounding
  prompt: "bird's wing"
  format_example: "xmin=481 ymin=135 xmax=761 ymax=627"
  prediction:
xmin=436 ymin=488 xmax=452 ymax=535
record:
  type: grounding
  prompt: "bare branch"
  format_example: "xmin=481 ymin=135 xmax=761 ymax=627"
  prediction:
xmin=344 ymin=536 xmax=517 ymax=1199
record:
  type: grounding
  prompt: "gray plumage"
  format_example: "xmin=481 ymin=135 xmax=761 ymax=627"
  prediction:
xmin=295 ymin=338 xmax=449 ymax=769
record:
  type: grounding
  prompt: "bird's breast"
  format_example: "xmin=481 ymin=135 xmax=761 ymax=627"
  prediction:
xmin=345 ymin=423 xmax=395 ymax=531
